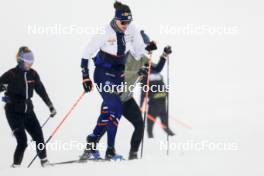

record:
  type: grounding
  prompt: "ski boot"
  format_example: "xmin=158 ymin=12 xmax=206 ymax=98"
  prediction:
xmin=164 ymin=128 xmax=175 ymax=136
xmin=80 ymin=149 xmax=101 ymax=161
xmin=41 ymin=158 xmax=53 ymax=167
xmin=128 ymin=151 xmax=138 ymax=160
xmin=147 ymin=130 xmax=154 ymax=138
xmin=105 ymin=147 xmax=124 ymax=161
xmin=11 ymin=164 xmax=20 ymax=168
xmin=80 ymin=134 xmax=102 ymax=161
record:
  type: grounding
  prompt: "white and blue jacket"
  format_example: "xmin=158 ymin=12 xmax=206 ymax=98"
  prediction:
xmin=81 ymin=22 xmax=147 ymax=70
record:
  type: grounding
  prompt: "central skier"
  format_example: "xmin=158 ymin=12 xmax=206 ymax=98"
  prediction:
xmin=80 ymin=2 xmax=156 ymax=160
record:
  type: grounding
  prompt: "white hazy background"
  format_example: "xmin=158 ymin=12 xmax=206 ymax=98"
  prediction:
xmin=0 ymin=0 xmax=264 ymax=176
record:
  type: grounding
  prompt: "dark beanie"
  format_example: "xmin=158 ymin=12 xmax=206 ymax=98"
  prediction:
xmin=114 ymin=1 xmax=132 ymax=21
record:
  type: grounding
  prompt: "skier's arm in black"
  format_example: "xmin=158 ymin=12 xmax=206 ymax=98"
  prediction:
xmin=0 ymin=70 xmax=13 ymax=92
xmin=151 ymin=57 xmax=167 ymax=73
xmin=151 ymin=45 xmax=172 ymax=73
xmin=34 ymin=71 xmax=53 ymax=107
xmin=34 ymin=71 xmax=57 ymax=117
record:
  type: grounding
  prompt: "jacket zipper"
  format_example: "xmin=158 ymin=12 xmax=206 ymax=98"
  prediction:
xmin=24 ymin=72 xmax=28 ymax=113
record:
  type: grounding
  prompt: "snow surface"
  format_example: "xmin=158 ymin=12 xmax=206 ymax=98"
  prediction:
xmin=0 ymin=0 xmax=264 ymax=176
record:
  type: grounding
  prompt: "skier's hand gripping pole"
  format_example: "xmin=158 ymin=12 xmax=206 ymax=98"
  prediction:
xmin=81 ymin=58 xmax=93 ymax=93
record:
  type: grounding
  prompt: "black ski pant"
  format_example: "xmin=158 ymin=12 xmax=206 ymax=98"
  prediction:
xmin=122 ymin=98 xmax=144 ymax=153
xmin=5 ymin=104 xmax=47 ymax=165
xmin=147 ymin=98 xmax=168 ymax=136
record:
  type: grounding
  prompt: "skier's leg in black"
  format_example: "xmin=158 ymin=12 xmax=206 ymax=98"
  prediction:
xmin=147 ymin=102 xmax=158 ymax=138
xmin=12 ymin=128 xmax=28 ymax=165
xmin=5 ymin=106 xmax=28 ymax=166
xmin=159 ymin=99 xmax=169 ymax=127
xmin=25 ymin=111 xmax=47 ymax=161
xmin=122 ymin=98 xmax=144 ymax=159
xmin=147 ymin=115 xmax=155 ymax=138
xmin=159 ymin=99 xmax=175 ymax=136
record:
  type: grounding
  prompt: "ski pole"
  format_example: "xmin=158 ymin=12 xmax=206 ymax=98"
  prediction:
xmin=140 ymin=53 xmax=153 ymax=159
xmin=140 ymin=108 xmax=168 ymax=129
xmin=166 ymin=54 xmax=170 ymax=156
xmin=169 ymin=116 xmax=192 ymax=129
xmin=40 ymin=115 xmax=52 ymax=128
xmin=27 ymin=92 xmax=86 ymax=168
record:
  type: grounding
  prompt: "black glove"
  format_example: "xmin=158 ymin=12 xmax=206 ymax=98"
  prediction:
xmin=81 ymin=59 xmax=93 ymax=93
xmin=137 ymin=64 xmax=149 ymax=77
xmin=83 ymin=76 xmax=93 ymax=92
xmin=49 ymin=105 xmax=57 ymax=118
xmin=81 ymin=67 xmax=93 ymax=93
xmin=0 ymin=84 xmax=6 ymax=93
xmin=145 ymin=41 xmax=157 ymax=52
xmin=162 ymin=45 xmax=172 ymax=58
xmin=164 ymin=45 xmax=172 ymax=55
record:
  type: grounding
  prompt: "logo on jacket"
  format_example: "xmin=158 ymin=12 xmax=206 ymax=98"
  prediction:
xmin=27 ymin=80 xmax=35 ymax=84
xmin=107 ymin=38 xmax=116 ymax=45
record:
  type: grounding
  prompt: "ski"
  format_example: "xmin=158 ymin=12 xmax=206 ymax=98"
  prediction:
xmin=50 ymin=159 xmax=82 ymax=165
xmin=50 ymin=158 xmax=126 ymax=166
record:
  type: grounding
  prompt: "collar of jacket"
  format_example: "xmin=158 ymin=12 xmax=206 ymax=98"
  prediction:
xmin=110 ymin=19 xmax=124 ymax=34
xmin=16 ymin=64 xmax=29 ymax=72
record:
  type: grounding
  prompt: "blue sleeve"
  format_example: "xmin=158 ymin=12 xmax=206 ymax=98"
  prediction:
xmin=81 ymin=58 xmax=89 ymax=77
xmin=81 ymin=58 xmax=89 ymax=68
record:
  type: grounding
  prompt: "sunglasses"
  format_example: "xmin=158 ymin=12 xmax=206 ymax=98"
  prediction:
xmin=121 ymin=21 xmax=131 ymax=25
